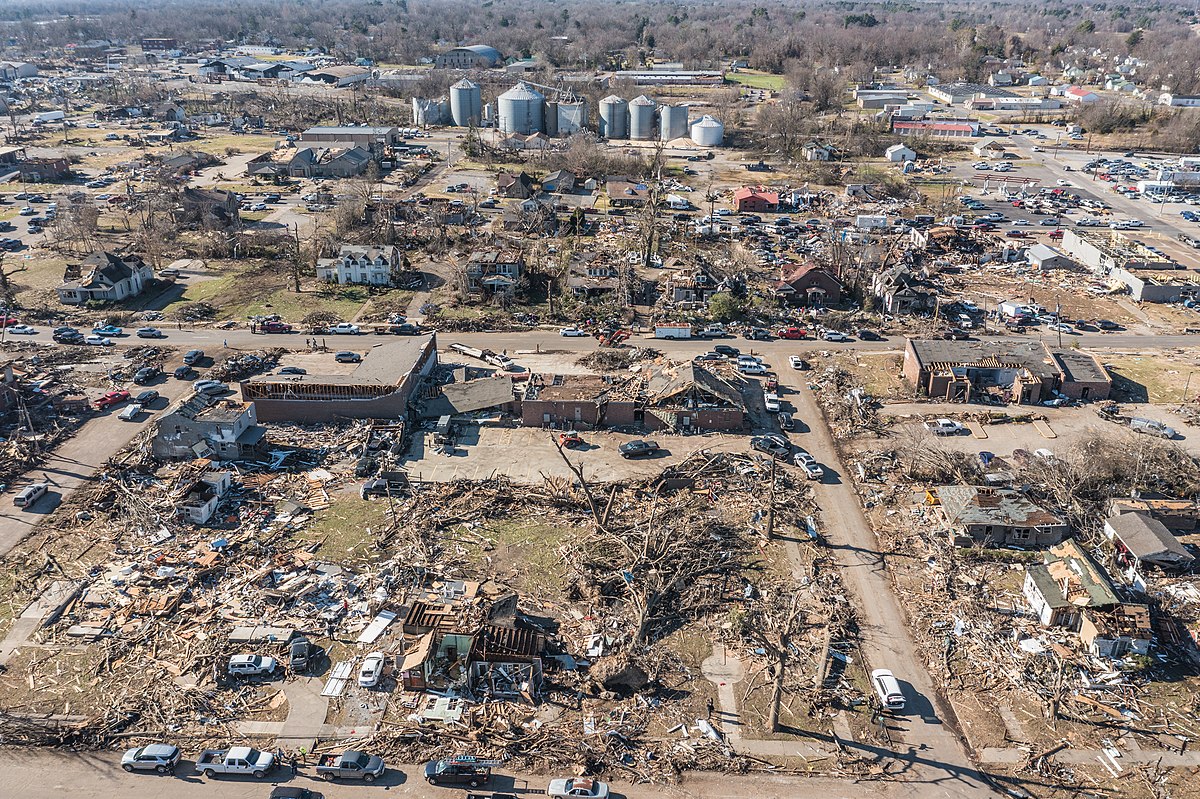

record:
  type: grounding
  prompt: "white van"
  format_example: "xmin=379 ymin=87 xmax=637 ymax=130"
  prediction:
xmin=13 ymin=483 xmax=49 ymax=509
xmin=871 ymin=668 xmax=906 ymax=710
xmin=117 ymin=403 xmax=143 ymax=422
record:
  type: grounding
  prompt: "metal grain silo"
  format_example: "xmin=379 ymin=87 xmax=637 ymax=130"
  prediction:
xmin=598 ymin=95 xmax=628 ymax=139
xmin=659 ymin=104 xmax=688 ymax=141
xmin=497 ymin=81 xmax=545 ymax=135
xmin=629 ymin=94 xmax=657 ymax=141
xmin=411 ymin=97 xmax=448 ymax=126
xmin=689 ymin=114 xmax=724 ymax=146
xmin=544 ymin=100 xmax=559 ymax=137
xmin=449 ymin=78 xmax=482 ymax=127
xmin=557 ymin=99 xmax=588 ymax=135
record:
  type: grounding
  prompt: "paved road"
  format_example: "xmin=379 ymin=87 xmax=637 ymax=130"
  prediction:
xmin=0 ymin=749 xmax=1021 ymax=799
xmin=0 ymin=374 xmax=194 ymax=558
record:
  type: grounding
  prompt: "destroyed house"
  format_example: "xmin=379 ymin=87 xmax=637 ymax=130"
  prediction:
xmin=242 ymin=335 xmax=438 ymax=423
xmin=605 ymin=178 xmax=649 ymax=207
xmin=521 ymin=374 xmax=636 ymax=429
xmin=1023 ymin=540 xmax=1151 ymax=657
xmin=152 ymin=398 xmax=267 ymax=461
xmin=903 ymin=339 xmax=1111 ymax=404
xmin=666 ymin=267 xmax=723 ymax=304
xmin=465 ymin=251 xmax=523 ymax=295
xmin=178 ymin=470 xmax=232 ymax=524
xmin=566 ymin=252 xmax=621 ymax=297
xmin=57 ymin=251 xmax=153 ymax=305
xmin=644 ymin=362 xmax=748 ymax=432
xmin=469 ymin=623 xmax=545 ymax=700
xmin=174 ymin=187 xmax=239 ymax=227
xmin=934 ymin=485 xmax=1067 ymax=548
xmin=871 ymin=265 xmax=937 ymax=314
xmin=1108 ymin=496 xmax=1200 ymax=533
xmin=247 ymin=146 xmax=371 ymax=179
xmin=316 ymin=245 xmax=402 ymax=286
xmin=0 ymin=145 xmax=71 ymax=183
xmin=1104 ymin=511 xmax=1194 ymax=580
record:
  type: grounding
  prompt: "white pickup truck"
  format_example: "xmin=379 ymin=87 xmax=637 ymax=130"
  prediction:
xmin=196 ymin=747 xmax=275 ymax=778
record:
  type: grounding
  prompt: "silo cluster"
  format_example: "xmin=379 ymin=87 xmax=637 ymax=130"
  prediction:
xmin=449 ymin=78 xmax=482 ymax=126
xmin=497 ymin=81 xmax=545 ymax=135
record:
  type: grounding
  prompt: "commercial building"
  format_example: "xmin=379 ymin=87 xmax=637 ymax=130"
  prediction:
xmin=732 ymin=186 xmax=779 ymax=213
xmin=928 ymin=82 xmax=1016 ymax=105
xmin=902 ymin=338 xmax=1111 ymax=403
xmin=241 ymin=335 xmax=438 ymax=423
xmin=891 ymin=119 xmax=979 ymax=139
xmin=299 ymin=126 xmax=399 ymax=151
xmin=520 ymin=375 xmax=636 ymax=429
xmin=434 ymin=45 xmax=502 ymax=69
xmin=643 ymin=361 xmax=748 ymax=433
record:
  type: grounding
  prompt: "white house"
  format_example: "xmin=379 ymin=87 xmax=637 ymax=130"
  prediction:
xmin=57 ymin=252 xmax=153 ymax=305
xmin=1063 ymin=86 xmax=1100 ymax=104
xmin=972 ymin=138 xmax=1007 ymax=158
xmin=1159 ymin=93 xmax=1200 ymax=108
xmin=885 ymin=143 xmax=916 ymax=162
xmin=1027 ymin=75 xmax=1048 ymax=87
xmin=179 ymin=471 xmax=232 ymax=524
xmin=316 ymin=245 xmax=402 ymax=286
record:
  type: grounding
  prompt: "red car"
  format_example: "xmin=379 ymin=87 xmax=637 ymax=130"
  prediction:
xmin=776 ymin=326 xmax=807 ymax=340
xmin=0 ymin=316 xmax=18 ymax=327
xmin=261 ymin=321 xmax=293 ymax=333
xmin=94 ymin=390 xmax=130 ymax=410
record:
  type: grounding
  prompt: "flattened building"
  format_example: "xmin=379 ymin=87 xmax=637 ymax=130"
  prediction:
xmin=241 ymin=335 xmax=437 ymax=422
xmin=644 ymin=362 xmax=748 ymax=432
xmin=934 ymin=485 xmax=1067 ymax=548
xmin=903 ymin=339 xmax=1111 ymax=404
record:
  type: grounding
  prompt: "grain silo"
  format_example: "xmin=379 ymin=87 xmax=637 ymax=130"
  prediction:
xmin=449 ymin=78 xmax=482 ymax=127
xmin=411 ymin=97 xmax=448 ymax=127
xmin=689 ymin=114 xmax=725 ymax=146
xmin=556 ymin=99 xmax=588 ymax=136
xmin=598 ymin=95 xmax=628 ymax=139
xmin=544 ymin=99 xmax=559 ymax=137
xmin=629 ymin=95 xmax=657 ymax=141
xmin=497 ymin=81 xmax=545 ymax=134
xmin=659 ymin=104 xmax=688 ymax=141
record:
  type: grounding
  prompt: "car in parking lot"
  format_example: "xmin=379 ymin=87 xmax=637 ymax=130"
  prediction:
xmin=227 ymin=654 xmax=276 ymax=677
xmin=924 ymin=418 xmax=964 ymax=436
xmin=183 ymin=349 xmax=204 ymax=365
xmin=335 ymin=351 xmax=362 ymax=363
xmin=619 ymin=440 xmax=660 ymax=458
xmin=763 ymin=393 xmax=781 ymax=412
xmin=1047 ymin=322 xmax=1074 ymax=333
xmin=94 ymin=390 xmax=131 ymax=410
xmin=133 ymin=366 xmax=161 ymax=384
xmin=192 ymin=379 xmax=228 ymax=396
xmin=713 ymin=344 xmax=740 ymax=357
xmin=134 ymin=390 xmax=160 ymax=405
xmin=279 ymin=366 xmax=307 ymax=375
xmin=789 ymin=355 xmax=809 ymax=370
xmin=173 ymin=365 xmax=197 ymax=380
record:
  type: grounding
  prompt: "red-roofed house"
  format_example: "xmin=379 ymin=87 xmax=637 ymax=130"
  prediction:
xmin=774 ymin=263 xmax=843 ymax=307
xmin=733 ymin=186 xmax=779 ymax=213
xmin=1063 ymin=86 xmax=1099 ymax=104
xmin=891 ymin=119 xmax=979 ymax=138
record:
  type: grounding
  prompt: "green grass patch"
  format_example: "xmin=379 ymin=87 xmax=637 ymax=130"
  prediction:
xmin=727 ymin=71 xmax=787 ymax=90
xmin=469 ymin=518 xmax=572 ymax=594
xmin=300 ymin=492 xmax=392 ymax=560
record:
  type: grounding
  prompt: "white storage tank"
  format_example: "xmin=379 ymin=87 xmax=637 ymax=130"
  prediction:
xmin=497 ymin=81 xmax=545 ymax=135
xmin=544 ymin=100 xmax=559 ymax=137
xmin=599 ymin=95 xmax=629 ymax=139
xmin=659 ymin=104 xmax=688 ymax=141
xmin=557 ymin=100 xmax=588 ymax=136
xmin=449 ymin=78 xmax=482 ymax=127
xmin=629 ymin=94 xmax=657 ymax=141
xmin=689 ymin=114 xmax=724 ymax=147
xmin=411 ymin=97 xmax=448 ymax=127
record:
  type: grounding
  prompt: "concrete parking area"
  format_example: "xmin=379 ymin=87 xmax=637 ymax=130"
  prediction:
xmin=399 ymin=423 xmax=749 ymax=483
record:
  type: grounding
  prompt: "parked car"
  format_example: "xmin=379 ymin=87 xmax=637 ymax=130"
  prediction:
xmin=871 ymin=668 xmax=906 ymax=710
xmin=738 ymin=362 xmax=767 ymax=375
xmin=183 ymin=349 xmax=204 ymax=365
xmin=121 ymin=743 xmax=181 ymax=774
xmin=13 ymin=483 xmax=49 ymax=509
xmin=279 ymin=366 xmax=307 ymax=375
xmin=261 ymin=320 xmax=293 ymax=333
xmin=547 ymin=777 xmax=610 ymax=799
xmin=713 ymin=344 xmax=740 ymax=357
xmin=289 ymin=636 xmax=317 ymax=672
xmin=424 ymin=758 xmax=491 ymax=787
xmin=83 ymin=334 xmax=112 ymax=346
xmin=619 ymin=440 xmax=660 ymax=458
xmin=820 ymin=330 xmax=848 ymax=342
xmin=134 ymin=390 xmax=160 ymax=405
xmin=1129 ymin=417 xmax=1176 ymax=439
xmin=92 ymin=324 xmax=123 ymax=336
xmin=358 ymin=651 xmax=386 ymax=687
xmin=7 ymin=324 xmax=36 ymax=335
xmin=559 ymin=327 xmax=588 ymax=337
xmin=173 ymin=365 xmax=197 ymax=380
xmin=857 ymin=329 xmax=883 ymax=341
xmin=793 ymin=451 xmax=824 ymax=480
xmin=335 ymin=351 xmax=362 ymax=363
xmin=788 ymin=355 xmax=809 ymax=370
xmin=924 ymin=418 xmax=964 ymax=436
xmin=330 ymin=322 xmax=361 ymax=335
xmin=943 ymin=328 xmax=971 ymax=340
xmin=94 ymin=390 xmax=131 ymax=410
xmin=135 ymin=327 xmax=165 ymax=338
xmin=315 ymin=750 xmax=386 ymax=783
xmin=270 ymin=787 xmax=324 ymax=799
xmin=193 ymin=379 xmax=228 ymax=396
xmin=778 ymin=411 xmax=794 ymax=431
xmin=763 ymin=392 xmax=781 ymax=413
xmin=228 ymin=654 xmax=276 ymax=677
xmin=751 ymin=435 xmax=791 ymax=460
xmin=196 ymin=747 xmax=275 ymax=779
xmin=776 ymin=326 xmax=807 ymax=339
